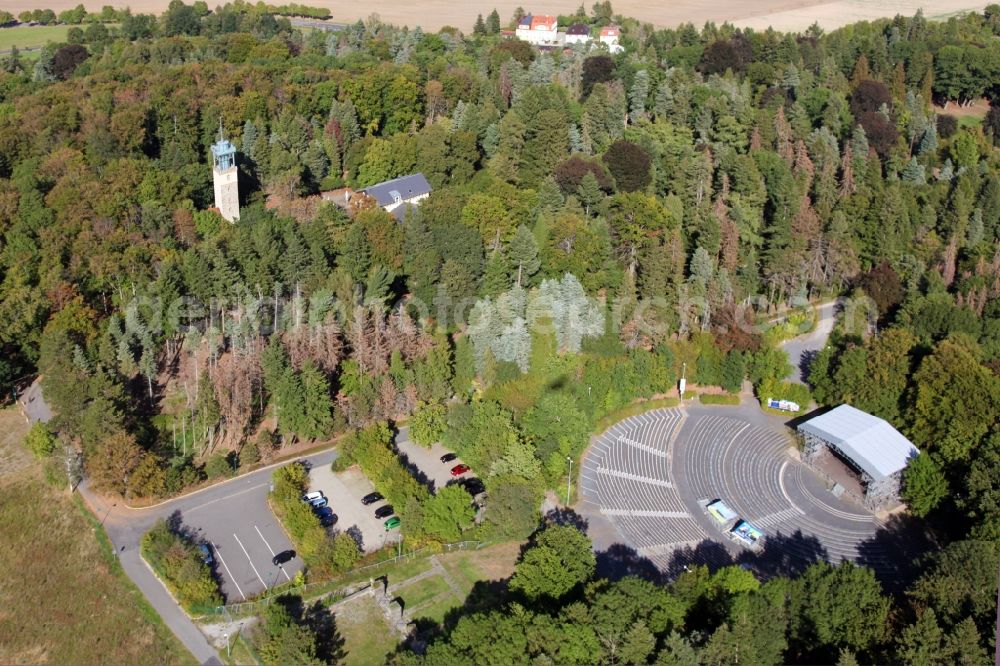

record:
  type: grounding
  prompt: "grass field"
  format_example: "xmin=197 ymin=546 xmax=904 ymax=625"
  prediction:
xmin=0 ymin=25 xmax=71 ymax=51
xmin=0 ymin=407 xmax=195 ymax=666
xmin=335 ymin=594 xmax=395 ymax=666
xmin=398 ymin=542 xmax=523 ymax=624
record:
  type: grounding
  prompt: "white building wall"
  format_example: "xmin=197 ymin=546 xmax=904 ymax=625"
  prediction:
xmin=382 ymin=191 xmax=429 ymax=213
xmin=213 ymin=166 xmax=240 ymax=222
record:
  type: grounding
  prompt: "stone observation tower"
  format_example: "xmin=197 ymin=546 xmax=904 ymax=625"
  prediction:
xmin=211 ymin=137 xmax=240 ymax=222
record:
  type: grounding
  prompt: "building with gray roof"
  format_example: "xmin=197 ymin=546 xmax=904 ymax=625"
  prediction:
xmin=798 ymin=404 xmax=918 ymax=509
xmin=360 ymin=173 xmax=432 ymax=213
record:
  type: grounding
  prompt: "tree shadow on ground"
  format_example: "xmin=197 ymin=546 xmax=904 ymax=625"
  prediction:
xmin=543 ymin=507 xmax=589 ymax=531
xmin=855 ymin=513 xmax=937 ymax=592
xmin=304 ymin=597 xmax=346 ymax=664
xmin=595 ymin=543 xmax=665 ymax=583
xmin=662 ymin=530 xmax=828 ymax=581
xmin=392 ymin=448 xmax=436 ymax=493
xmin=736 ymin=529 xmax=828 ymax=579
xmin=345 ymin=525 xmax=365 ymax=552
xmin=799 ymin=349 xmax=818 ymax=383
xmin=388 ymin=424 xmax=436 ymax=492
xmin=399 ymin=577 xmax=510 ymax=654
xmin=663 ymin=540 xmax=736 ymax=579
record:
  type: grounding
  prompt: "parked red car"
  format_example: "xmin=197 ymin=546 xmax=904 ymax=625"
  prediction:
xmin=450 ymin=464 xmax=471 ymax=476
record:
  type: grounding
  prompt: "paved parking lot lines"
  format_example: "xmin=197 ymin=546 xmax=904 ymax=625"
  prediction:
xmin=183 ymin=482 xmax=270 ymax=515
xmin=213 ymin=543 xmax=246 ymax=601
xmin=254 ymin=525 xmax=291 ymax=582
xmin=233 ymin=533 xmax=267 ymax=590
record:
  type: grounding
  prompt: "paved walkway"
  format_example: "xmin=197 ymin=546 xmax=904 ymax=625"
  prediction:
xmin=779 ymin=300 xmax=838 ymax=385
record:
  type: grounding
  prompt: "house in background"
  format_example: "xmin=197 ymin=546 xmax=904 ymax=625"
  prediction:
xmin=323 ymin=173 xmax=432 ymax=221
xmin=515 ymin=14 xmax=560 ymax=45
xmin=565 ymin=23 xmax=591 ymax=44
xmin=599 ymin=25 xmax=624 ymax=53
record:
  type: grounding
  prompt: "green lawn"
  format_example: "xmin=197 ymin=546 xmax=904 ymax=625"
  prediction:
xmin=0 ymin=25 xmax=71 ymax=51
xmin=335 ymin=595 xmax=395 ymax=666
xmin=395 ymin=575 xmax=452 ymax=609
xmin=0 ymin=408 xmax=195 ymax=666
xmin=411 ymin=595 xmax=457 ymax=624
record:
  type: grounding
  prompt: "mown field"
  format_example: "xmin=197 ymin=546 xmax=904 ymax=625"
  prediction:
xmin=0 ymin=407 xmax=194 ymax=666
xmin=0 ymin=25 xmax=70 ymax=51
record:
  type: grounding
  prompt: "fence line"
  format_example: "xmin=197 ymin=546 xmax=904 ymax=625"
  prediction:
xmin=200 ymin=539 xmax=489 ymax=617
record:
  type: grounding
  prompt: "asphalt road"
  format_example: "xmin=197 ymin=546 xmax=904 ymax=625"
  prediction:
xmin=80 ymin=447 xmax=338 ymax=665
xmin=779 ymin=300 xmax=838 ymax=385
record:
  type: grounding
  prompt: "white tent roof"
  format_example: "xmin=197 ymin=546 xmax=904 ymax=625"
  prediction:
xmin=798 ymin=404 xmax=918 ymax=481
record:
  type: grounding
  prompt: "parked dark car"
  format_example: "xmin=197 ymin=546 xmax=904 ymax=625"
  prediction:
xmin=374 ymin=505 xmax=395 ymax=519
xmin=198 ymin=543 xmax=214 ymax=565
xmin=450 ymin=464 xmax=471 ymax=476
xmin=272 ymin=549 xmax=296 ymax=566
xmin=440 ymin=453 xmax=457 ymax=463
xmin=361 ymin=492 xmax=384 ymax=505
xmin=314 ymin=507 xmax=337 ymax=527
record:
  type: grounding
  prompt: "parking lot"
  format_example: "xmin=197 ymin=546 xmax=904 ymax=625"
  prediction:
xmin=307 ymin=465 xmax=397 ymax=554
xmin=176 ymin=476 xmax=304 ymax=603
xmin=394 ymin=426 xmax=472 ymax=492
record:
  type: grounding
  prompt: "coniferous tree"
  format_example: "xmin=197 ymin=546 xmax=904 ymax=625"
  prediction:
xmin=508 ymin=225 xmax=540 ymax=286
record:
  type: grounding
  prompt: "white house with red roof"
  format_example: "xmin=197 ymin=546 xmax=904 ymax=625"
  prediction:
xmin=515 ymin=14 xmax=561 ymax=45
xmin=599 ymin=25 xmax=623 ymax=52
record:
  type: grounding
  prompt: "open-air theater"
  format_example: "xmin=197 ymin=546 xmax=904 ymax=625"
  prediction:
xmin=797 ymin=404 xmax=919 ymax=510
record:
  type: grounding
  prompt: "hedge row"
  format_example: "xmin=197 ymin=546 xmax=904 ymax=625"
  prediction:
xmin=337 ymin=422 xmax=431 ymax=539
xmin=270 ymin=463 xmax=361 ymax=579
xmin=699 ymin=393 xmax=742 ymax=406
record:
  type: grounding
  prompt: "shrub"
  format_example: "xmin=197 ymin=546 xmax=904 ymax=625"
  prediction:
xmin=25 ymin=422 xmax=56 ymax=459
xmin=140 ymin=519 xmax=221 ymax=613
xmin=699 ymin=393 xmax=741 ymax=406
xmin=203 ymin=452 xmax=236 ymax=480
xmin=240 ymin=438 xmax=261 ymax=468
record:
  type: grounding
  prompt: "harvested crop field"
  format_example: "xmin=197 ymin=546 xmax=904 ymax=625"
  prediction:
xmin=1 ymin=1 xmax=990 ymax=33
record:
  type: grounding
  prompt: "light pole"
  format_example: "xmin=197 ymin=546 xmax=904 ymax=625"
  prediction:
xmin=679 ymin=362 xmax=687 ymax=403
xmin=566 ymin=456 xmax=573 ymax=505
xmin=224 ymin=632 xmax=230 ymax=659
